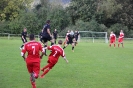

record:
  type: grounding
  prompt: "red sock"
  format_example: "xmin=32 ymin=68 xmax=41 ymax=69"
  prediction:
xmin=30 ymin=78 xmax=36 ymax=88
xmin=118 ymin=44 xmax=120 ymax=47
xmin=41 ymin=69 xmax=50 ymax=77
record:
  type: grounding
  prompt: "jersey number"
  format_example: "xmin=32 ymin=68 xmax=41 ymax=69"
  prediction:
xmin=53 ymin=51 xmax=57 ymax=57
xmin=32 ymin=46 xmax=35 ymax=55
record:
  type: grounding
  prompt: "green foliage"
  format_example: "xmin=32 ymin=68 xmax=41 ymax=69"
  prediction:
xmin=109 ymin=23 xmax=129 ymax=37
xmin=0 ymin=0 xmax=33 ymax=21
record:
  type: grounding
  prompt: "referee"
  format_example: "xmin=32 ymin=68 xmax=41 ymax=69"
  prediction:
xmin=53 ymin=29 xmax=58 ymax=44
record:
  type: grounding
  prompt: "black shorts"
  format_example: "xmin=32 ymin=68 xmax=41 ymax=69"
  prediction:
xmin=53 ymin=36 xmax=57 ymax=39
xmin=21 ymin=38 xmax=27 ymax=43
xmin=67 ymin=40 xmax=73 ymax=45
xmin=42 ymin=36 xmax=52 ymax=43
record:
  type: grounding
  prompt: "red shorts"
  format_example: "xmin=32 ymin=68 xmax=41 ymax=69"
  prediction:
xmin=118 ymin=38 xmax=123 ymax=43
xmin=26 ymin=59 xmax=40 ymax=78
xmin=110 ymin=39 xmax=115 ymax=43
xmin=47 ymin=57 xmax=58 ymax=69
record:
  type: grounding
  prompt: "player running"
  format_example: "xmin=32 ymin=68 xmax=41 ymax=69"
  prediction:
xmin=53 ymin=29 xmax=58 ymax=44
xmin=74 ymin=30 xmax=79 ymax=46
xmin=63 ymin=30 xmax=75 ymax=52
xmin=21 ymin=34 xmax=45 ymax=88
xmin=20 ymin=28 xmax=27 ymax=50
xmin=40 ymin=40 xmax=68 ymax=78
xmin=42 ymin=20 xmax=54 ymax=56
xmin=118 ymin=30 xmax=124 ymax=48
xmin=63 ymin=30 xmax=70 ymax=46
xmin=109 ymin=31 xmax=116 ymax=48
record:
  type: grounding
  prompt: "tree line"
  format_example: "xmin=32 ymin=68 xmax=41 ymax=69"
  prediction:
xmin=0 ymin=0 xmax=133 ymax=37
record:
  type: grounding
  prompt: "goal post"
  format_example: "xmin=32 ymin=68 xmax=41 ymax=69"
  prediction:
xmin=78 ymin=31 xmax=108 ymax=43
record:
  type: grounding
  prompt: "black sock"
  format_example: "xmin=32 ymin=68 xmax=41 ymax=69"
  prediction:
xmin=21 ymin=45 xmax=24 ymax=48
xmin=72 ymin=47 xmax=74 ymax=50
xmin=55 ymin=41 xmax=56 ymax=44
xmin=51 ymin=42 xmax=54 ymax=46
xmin=63 ymin=46 xmax=66 ymax=49
xmin=44 ymin=45 xmax=47 ymax=56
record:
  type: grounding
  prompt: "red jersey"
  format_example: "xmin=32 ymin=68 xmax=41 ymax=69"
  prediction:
xmin=21 ymin=41 xmax=43 ymax=62
xmin=119 ymin=32 xmax=124 ymax=39
xmin=110 ymin=34 xmax=116 ymax=40
xmin=48 ymin=45 xmax=65 ymax=60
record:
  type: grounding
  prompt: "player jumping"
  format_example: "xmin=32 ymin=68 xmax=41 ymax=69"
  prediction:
xmin=40 ymin=40 xmax=68 ymax=78
xmin=63 ymin=30 xmax=70 ymax=46
xmin=109 ymin=31 xmax=116 ymax=48
xmin=63 ymin=30 xmax=75 ymax=52
xmin=42 ymin=20 xmax=54 ymax=56
xmin=118 ymin=30 xmax=124 ymax=48
xmin=21 ymin=34 xmax=45 ymax=88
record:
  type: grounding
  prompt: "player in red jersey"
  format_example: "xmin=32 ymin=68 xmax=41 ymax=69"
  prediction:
xmin=118 ymin=30 xmax=124 ymax=48
xmin=21 ymin=34 xmax=44 ymax=88
xmin=40 ymin=40 xmax=68 ymax=78
xmin=109 ymin=31 xmax=116 ymax=48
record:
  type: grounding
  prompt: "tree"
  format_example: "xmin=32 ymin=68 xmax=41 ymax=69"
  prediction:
xmin=0 ymin=0 xmax=33 ymax=21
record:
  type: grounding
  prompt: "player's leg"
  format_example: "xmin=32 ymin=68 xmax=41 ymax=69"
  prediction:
xmin=63 ymin=43 xmax=68 ymax=49
xmin=72 ymin=43 xmax=75 ymax=52
xmin=26 ymin=61 xmax=36 ymax=88
xmin=49 ymin=37 xmax=54 ymax=46
xmin=113 ymin=41 xmax=116 ymax=48
xmin=40 ymin=63 xmax=54 ymax=78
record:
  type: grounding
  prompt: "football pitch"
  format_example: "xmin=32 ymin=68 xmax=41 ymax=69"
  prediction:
xmin=0 ymin=38 xmax=133 ymax=88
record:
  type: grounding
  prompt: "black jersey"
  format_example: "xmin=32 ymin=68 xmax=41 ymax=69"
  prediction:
xmin=42 ymin=23 xmax=50 ymax=37
xmin=74 ymin=32 xmax=79 ymax=38
xmin=21 ymin=31 xmax=27 ymax=39
xmin=68 ymin=34 xmax=75 ymax=41
xmin=53 ymin=31 xmax=58 ymax=39
xmin=39 ymin=32 xmax=43 ymax=38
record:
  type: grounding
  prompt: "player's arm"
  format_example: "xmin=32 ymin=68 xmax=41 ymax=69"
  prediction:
xmin=21 ymin=45 xmax=26 ymax=61
xmin=47 ymin=29 xmax=52 ymax=37
xmin=63 ymin=56 xmax=69 ymax=63
xmin=61 ymin=50 xmax=68 ymax=63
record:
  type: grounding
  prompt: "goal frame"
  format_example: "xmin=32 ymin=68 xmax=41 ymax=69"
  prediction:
xmin=78 ymin=31 xmax=108 ymax=43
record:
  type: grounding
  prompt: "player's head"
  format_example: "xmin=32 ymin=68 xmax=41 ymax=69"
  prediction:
xmin=55 ymin=29 xmax=57 ymax=31
xmin=46 ymin=20 xmax=50 ymax=24
xmin=29 ymin=34 xmax=35 ymax=40
xmin=67 ymin=30 xmax=70 ymax=33
xmin=58 ymin=40 xmax=63 ymax=45
xmin=24 ymin=28 xmax=27 ymax=32
xmin=111 ymin=31 xmax=113 ymax=34
xmin=121 ymin=30 xmax=123 ymax=32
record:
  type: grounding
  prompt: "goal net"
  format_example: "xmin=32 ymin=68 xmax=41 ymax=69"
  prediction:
xmin=78 ymin=31 xmax=108 ymax=43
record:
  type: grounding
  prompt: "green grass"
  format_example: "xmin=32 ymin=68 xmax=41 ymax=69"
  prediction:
xmin=0 ymin=38 xmax=133 ymax=88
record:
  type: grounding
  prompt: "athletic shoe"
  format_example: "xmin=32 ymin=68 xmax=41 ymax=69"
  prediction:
xmin=31 ymin=73 xmax=35 ymax=82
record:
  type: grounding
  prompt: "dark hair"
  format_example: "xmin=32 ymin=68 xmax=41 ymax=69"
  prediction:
xmin=29 ymin=34 xmax=35 ymax=40
xmin=58 ymin=40 xmax=63 ymax=44
xmin=46 ymin=20 xmax=50 ymax=24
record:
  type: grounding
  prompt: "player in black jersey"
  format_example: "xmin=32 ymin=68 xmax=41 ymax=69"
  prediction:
xmin=20 ymin=28 xmax=27 ymax=49
xmin=53 ymin=29 xmax=58 ymax=44
xmin=74 ymin=30 xmax=79 ymax=46
xmin=42 ymin=20 xmax=54 ymax=55
xmin=63 ymin=30 xmax=75 ymax=52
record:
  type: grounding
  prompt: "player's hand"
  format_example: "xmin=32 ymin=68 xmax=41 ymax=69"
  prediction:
xmin=66 ymin=60 xmax=69 ymax=63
